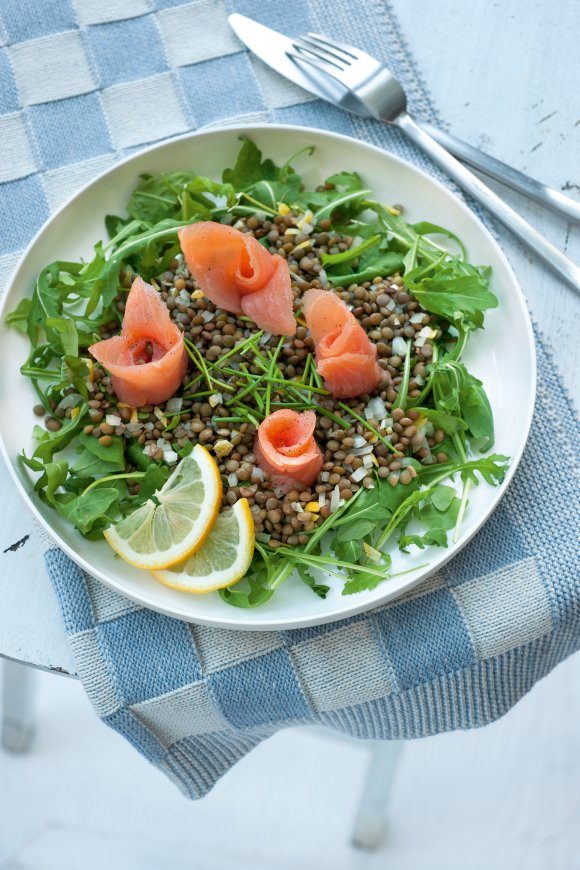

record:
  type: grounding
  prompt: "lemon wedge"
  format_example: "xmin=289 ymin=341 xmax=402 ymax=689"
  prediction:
xmin=104 ymin=445 xmax=221 ymax=570
xmin=152 ymin=499 xmax=255 ymax=593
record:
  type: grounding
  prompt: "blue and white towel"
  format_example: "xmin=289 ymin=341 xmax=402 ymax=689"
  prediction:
xmin=1 ymin=0 xmax=578 ymax=798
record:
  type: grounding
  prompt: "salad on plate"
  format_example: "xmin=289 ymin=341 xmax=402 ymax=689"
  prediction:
xmin=7 ymin=138 xmax=508 ymax=608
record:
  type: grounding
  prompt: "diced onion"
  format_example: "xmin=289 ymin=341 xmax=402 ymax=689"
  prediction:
xmin=392 ymin=336 xmax=408 ymax=356
xmin=350 ymin=444 xmax=374 ymax=456
xmin=163 ymin=450 xmax=179 ymax=465
xmin=351 ymin=466 xmax=370 ymax=482
xmin=106 ymin=414 xmax=121 ymax=427
xmin=227 ymin=473 xmax=238 ymax=487
xmin=362 ymin=453 xmax=374 ymax=468
xmin=365 ymin=396 xmax=387 ymax=420
xmin=165 ymin=397 xmax=183 ymax=413
xmin=353 ymin=435 xmax=367 ymax=448
xmin=330 ymin=485 xmax=341 ymax=513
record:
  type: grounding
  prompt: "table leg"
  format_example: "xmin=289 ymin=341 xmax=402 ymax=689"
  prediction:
xmin=351 ymin=740 xmax=404 ymax=851
xmin=1 ymin=659 xmax=36 ymax=753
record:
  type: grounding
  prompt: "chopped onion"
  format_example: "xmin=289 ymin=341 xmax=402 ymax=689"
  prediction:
xmin=208 ymin=392 xmax=223 ymax=408
xmin=363 ymin=542 xmax=383 ymax=563
xmin=365 ymin=396 xmax=387 ymax=420
xmin=351 ymin=466 xmax=370 ymax=482
xmin=259 ymin=332 xmax=272 ymax=345
xmin=320 ymin=471 xmax=330 ymax=483
xmin=385 ymin=298 xmax=396 ymax=311
xmin=165 ymin=397 xmax=183 ymax=413
xmin=178 ymin=288 xmax=190 ymax=303
xmin=163 ymin=450 xmax=179 ymax=465
xmin=251 ymin=466 xmax=264 ymax=482
xmin=353 ymin=435 xmax=367 ymax=448
xmin=362 ymin=453 xmax=374 ymax=468
xmin=414 ymin=375 xmax=425 ymax=387
xmin=106 ymin=413 xmax=122 ymax=427
xmin=57 ymin=393 xmax=82 ymax=410
xmin=330 ymin=485 xmax=341 ymax=513
xmin=350 ymin=444 xmax=374 ymax=456
xmin=318 ymin=492 xmax=326 ymax=508
xmin=227 ymin=472 xmax=238 ymax=487
xmin=201 ymin=310 xmax=214 ymax=323
xmin=410 ymin=312 xmax=426 ymax=324
xmin=318 ymin=269 xmax=328 ymax=286
xmin=392 ymin=336 xmax=408 ymax=356
xmin=292 ymin=502 xmax=302 ymax=512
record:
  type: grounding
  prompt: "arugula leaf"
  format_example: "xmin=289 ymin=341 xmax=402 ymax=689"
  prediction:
xmin=54 ymin=487 xmax=119 ymax=534
xmin=342 ymin=552 xmax=392 ymax=595
xmin=429 ymin=360 xmax=495 ymax=450
xmin=399 ymin=528 xmax=449 ymax=552
xmin=321 ymin=234 xmax=381 ymax=268
xmin=222 ymin=138 xmax=279 ymax=188
xmin=326 ymin=249 xmax=404 ymax=287
xmin=405 ymin=259 xmax=498 ymax=326
xmin=430 ymin=484 xmax=456 ymax=512
xmin=296 ymin=563 xmax=329 ymax=599
xmin=45 ymin=317 xmax=79 ymax=356
xmin=333 ymin=486 xmax=388 ymax=531
xmin=218 ymin=547 xmax=277 ymax=608
xmin=130 ymin=463 xmax=170 ymax=506
xmin=411 ymin=221 xmax=467 ymax=260
xmin=29 ymin=459 xmax=69 ymax=504
xmin=72 ymin=433 xmax=125 ymax=478
xmin=30 ymin=404 xmax=88 ymax=463
xmin=414 ymin=407 xmax=468 ymax=435
xmin=126 ymin=174 xmax=179 ymax=223
xmin=5 ymin=298 xmax=32 ymax=334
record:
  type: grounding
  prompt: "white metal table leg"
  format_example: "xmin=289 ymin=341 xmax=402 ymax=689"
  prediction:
xmin=351 ymin=740 xmax=404 ymax=851
xmin=1 ymin=659 xmax=36 ymax=753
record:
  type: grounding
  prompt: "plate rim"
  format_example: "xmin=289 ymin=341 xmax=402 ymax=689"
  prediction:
xmin=0 ymin=122 xmax=537 ymax=630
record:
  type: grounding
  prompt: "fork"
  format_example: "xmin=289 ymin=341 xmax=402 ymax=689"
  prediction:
xmin=287 ymin=33 xmax=580 ymax=294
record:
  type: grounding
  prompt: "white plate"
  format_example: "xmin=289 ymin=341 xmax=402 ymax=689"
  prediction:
xmin=0 ymin=124 xmax=536 ymax=630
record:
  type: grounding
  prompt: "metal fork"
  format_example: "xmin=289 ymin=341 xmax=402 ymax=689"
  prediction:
xmin=288 ymin=33 xmax=580 ymax=294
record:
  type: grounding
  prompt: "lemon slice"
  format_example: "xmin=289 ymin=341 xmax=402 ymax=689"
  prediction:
xmin=152 ymin=499 xmax=255 ymax=593
xmin=104 ymin=445 xmax=222 ymax=570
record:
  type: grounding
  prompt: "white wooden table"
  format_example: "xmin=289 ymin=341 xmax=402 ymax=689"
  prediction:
xmin=0 ymin=0 xmax=578 ymax=678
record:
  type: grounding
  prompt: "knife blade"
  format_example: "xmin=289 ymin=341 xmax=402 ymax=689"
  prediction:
xmin=229 ymin=14 xmax=357 ymax=109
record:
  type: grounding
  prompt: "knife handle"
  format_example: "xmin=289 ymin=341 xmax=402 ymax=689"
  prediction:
xmin=397 ymin=112 xmax=580 ymax=294
xmin=420 ymin=122 xmax=580 ymax=225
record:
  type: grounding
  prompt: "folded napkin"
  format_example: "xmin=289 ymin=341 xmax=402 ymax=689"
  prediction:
xmin=1 ymin=0 xmax=578 ymax=798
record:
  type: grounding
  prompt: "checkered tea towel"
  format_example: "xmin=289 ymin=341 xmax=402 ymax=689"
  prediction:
xmin=1 ymin=0 xmax=578 ymax=798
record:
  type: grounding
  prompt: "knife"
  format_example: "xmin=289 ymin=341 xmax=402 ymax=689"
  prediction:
xmin=229 ymin=13 xmax=580 ymax=225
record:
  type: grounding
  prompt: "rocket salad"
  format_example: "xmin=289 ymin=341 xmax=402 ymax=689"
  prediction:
xmin=7 ymin=138 xmax=508 ymax=607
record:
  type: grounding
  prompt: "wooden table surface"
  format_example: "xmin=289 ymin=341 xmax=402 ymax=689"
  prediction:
xmin=0 ymin=0 xmax=578 ymax=676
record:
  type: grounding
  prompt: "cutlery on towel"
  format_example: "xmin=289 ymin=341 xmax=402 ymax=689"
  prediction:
xmin=229 ymin=14 xmax=580 ymax=294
